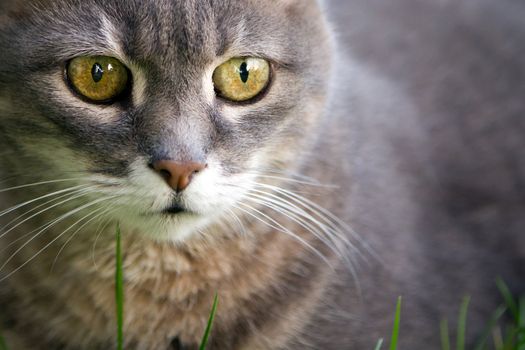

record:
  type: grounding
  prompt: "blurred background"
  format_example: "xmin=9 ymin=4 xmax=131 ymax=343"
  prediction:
xmin=323 ymin=2 xmax=525 ymax=346
xmin=327 ymin=0 xmax=525 ymax=261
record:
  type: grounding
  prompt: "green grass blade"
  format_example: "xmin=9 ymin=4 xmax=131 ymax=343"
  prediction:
xmin=374 ymin=338 xmax=384 ymax=350
xmin=389 ymin=296 xmax=402 ymax=350
xmin=457 ymin=296 xmax=471 ymax=350
xmin=0 ymin=332 xmax=8 ymax=350
xmin=496 ymin=278 xmax=519 ymax=322
xmin=199 ymin=293 xmax=219 ymax=350
xmin=115 ymin=223 xmax=124 ymax=350
xmin=440 ymin=319 xmax=451 ymax=350
xmin=503 ymin=325 xmax=518 ymax=350
xmin=491 ymin=327 xmax=503 ymax=350
xmin=518 ymin=296 xmax=525 ymax=350
xmin=474 ymin=305 xmax=507 ymax=350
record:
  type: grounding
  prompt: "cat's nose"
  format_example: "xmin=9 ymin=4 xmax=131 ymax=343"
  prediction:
xmin=151 ymin=160 xmax=206 ymax=193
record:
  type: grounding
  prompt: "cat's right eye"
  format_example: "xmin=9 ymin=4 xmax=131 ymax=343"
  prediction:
xmin=66 ymin=56 xmax=130 ymax=103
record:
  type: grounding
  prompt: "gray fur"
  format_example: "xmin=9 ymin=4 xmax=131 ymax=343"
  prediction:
xmin=0 ymin=0 xmax=523 ymax=349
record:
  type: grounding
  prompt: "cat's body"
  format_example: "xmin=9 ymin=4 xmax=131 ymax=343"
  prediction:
xmin=0 ymin=0 xmax=524 ymax=349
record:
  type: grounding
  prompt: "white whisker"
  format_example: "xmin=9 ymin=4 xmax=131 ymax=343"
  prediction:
xmin=0 ymin=186 xmax=100 ymax=240
xmin=0 ymin=184 xmax=90 ymax=218
xmin=91 ymin=215 xmax=114 ymax=271
xmin=241 ymin=166 xmax=321 ymax=182
xmin=233 ymin=202 xmax=333 ymax=268
xmin=50 ymin=205 xmax=115 ymax=273
xmin=225 ymin=208 xmax=247 ymax=236
xmin=243 ymin=192 xmax=361 ymax=289
xmin=0 ymin=196 xmax=116 ymax=279
xmin=0 ymin=185 xmax=93 ymax=234
xmin=253 ymin=182 xmax=376 ymax=260
xmin=245 ymin=188 xmax=360 ymax=255
xmin=244 ymin=193 xmax=345 ymax=257
xmin=0 ymin=178 xmax=88 ymax=193
xmin=245 ymin=172 xmax=336 ymax=188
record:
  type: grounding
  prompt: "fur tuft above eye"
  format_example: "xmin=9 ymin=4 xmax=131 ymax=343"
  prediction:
xmin=212 ymin=57 xmax=271 ymax=102
xmin=66 ymin=56 xmax=130 ymax=103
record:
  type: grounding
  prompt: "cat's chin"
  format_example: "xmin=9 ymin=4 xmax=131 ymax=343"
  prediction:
xmin=115 ymin=207 xmax=219 ymax=243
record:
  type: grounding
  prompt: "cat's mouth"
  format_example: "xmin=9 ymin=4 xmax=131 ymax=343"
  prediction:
xmin=138 ymin=202 xmax=197 ymax=218
xmin=162 ymin=204 xmax=188 ymax=215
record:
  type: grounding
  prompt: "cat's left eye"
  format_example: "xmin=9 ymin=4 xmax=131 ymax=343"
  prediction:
xmin=213 ymin=57 xmax=271 ymax=102
xmin=66 ymin=56 xmax=130 ymax=103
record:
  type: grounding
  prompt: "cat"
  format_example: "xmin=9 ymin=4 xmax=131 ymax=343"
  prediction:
xmin=0 ymin=0 xmax=524 ymax=349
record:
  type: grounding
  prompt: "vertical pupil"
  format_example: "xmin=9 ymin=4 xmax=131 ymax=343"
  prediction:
xmin=239 ymin=62 xmax=249 ymax=83
xmin=91 ymin=63 xmax=104 ymax=83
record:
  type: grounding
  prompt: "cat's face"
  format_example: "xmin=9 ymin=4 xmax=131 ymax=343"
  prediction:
xmin=0 ymin=0 xmax=332 ymax=241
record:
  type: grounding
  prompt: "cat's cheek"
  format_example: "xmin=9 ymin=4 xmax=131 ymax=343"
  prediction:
xmin=216 ymin=103 xmax=246 ymax=124
xmin=202 ymin=65 xmax=217 ymax=106
xmin=184 ymin=169 xmax=256 ymax=215
xmin=127 ymin=63 xmax=148 ymax=107
xmin=126 ymin=157 xmax=174 ymax=204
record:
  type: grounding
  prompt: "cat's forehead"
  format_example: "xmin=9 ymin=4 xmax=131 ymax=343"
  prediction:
xmin=5 ymin=0 xmax=318 ymax=65
xmin=114 ymin=0 xmax=275 ymax=64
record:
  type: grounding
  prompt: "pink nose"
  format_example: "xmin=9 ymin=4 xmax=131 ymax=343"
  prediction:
xmin=151 ymin=160 xmax=206 ymax=193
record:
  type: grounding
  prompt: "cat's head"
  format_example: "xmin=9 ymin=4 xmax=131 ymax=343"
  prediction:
xmin=0 ymin=0 xmax=333 ymax=242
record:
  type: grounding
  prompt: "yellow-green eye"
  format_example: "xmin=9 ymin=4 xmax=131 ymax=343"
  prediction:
xmin=67 ymin=56 xmax=129 ymax=102
xmin=212 ymin=57 xmax=270 ymax=102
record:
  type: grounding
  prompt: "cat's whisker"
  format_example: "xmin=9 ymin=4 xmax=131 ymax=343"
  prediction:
xmin=214 ymin=215 xmax=232 ymax=235
xmin=232 ymin=202 xmax=333 ymax=268
xmin=243 ymin=193 xmax=349 ymax=259
xmin=245 ymin=186 xmax=360 ymax=256
xmin=0 ymin=185 xmax=94 ymax=234
xmin=0 ymin=195 xmax=114 ymax=270
xmin=91 ymin=214 xmax=114 ymax=272
xmin=0 ymin=231 xmax=33 ymax=255
xmin=197 ymin=228 xmax=208 ymax=239
xmin=225 ymin=208 xmax=247 ymax=237
xmin=0 ymin=195 xmax=117 ymax=280
xmin=0 ymin=184 xmax=90 ymax=219
xmin=224 ymin=180 xmax=355 ymax=251
xmin=50 ymin=204 xmax=116 ymax=273
xmin=244 ymin=171 xmax=337 ymax=188
xmin=86 ymin=186 xmax=131 ymax=271
xmin=252 ymin=182 xmax=377 ymax=261
xmin=223 ymin=179 xmax=368 ymax=281
xmin=232 ymin=165 xmax=320 ymax=183
xmin=243 ymin=192 xmax=361 ymax=288
xmin=0 ymin=187 xmax=99 ymax=254
xmin=0 ymin=186 xmax=101 ymax=239
xmin=0 ymin=178 xmax=89 ymax=193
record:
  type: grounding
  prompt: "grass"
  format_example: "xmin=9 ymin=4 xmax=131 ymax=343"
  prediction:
xmin=375 ymin=296 xmax=402 ymax=350
xmin=441 ymin=319 xmax=451 ymax=350
xmin=199 ymin=293 xmax=219 ymax=350
xmin=457 ymin=296 xmax=471 ymax=350
xmin=374 ymin=281 xmax=525 ymax=350
xmin=0 ymin=333 xmax=7 ymax=350
xmin=438 ymin=280 xmax=524 ymax=350
xmin=390 ymin=296 xmax=402 ymax=350
xmin=374 ymin=339 xmax=384 ymax=350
